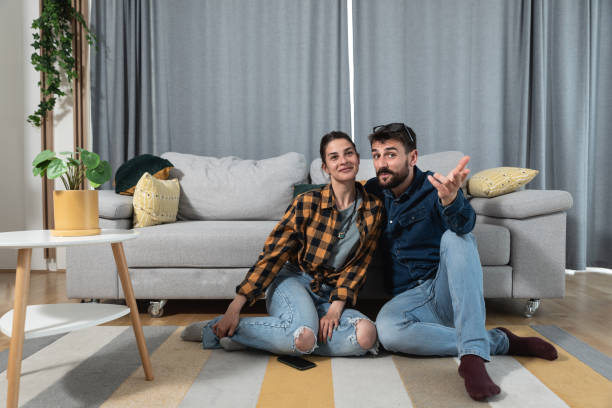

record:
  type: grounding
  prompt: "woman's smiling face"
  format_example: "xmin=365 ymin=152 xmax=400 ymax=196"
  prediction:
xmin=322 ymin=138 xmax=360 ymax=183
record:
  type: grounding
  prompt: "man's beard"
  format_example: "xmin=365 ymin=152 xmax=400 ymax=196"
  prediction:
xmin=376 ymin=165 xmax=410 ymax=189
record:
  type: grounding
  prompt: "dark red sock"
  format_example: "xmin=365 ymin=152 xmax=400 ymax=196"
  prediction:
xmin=497 ymin=327 xmax=558 ymax=360
xmin=458 ymin=354 xmax=501 ymax=401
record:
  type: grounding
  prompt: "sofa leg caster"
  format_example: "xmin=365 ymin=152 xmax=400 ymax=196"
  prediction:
xmin=148 ymin=300 xmax=167 ymax=318
xmin=524 ymin=298 xmax=541 ymax=318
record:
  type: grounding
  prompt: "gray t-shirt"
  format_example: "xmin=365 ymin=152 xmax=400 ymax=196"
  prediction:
xmin=328 ymin=195 xmax=362 ymax=270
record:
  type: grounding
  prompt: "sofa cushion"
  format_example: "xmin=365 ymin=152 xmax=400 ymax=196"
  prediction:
xmin=123 ymin=220 xmax=278 ymax=268
xmin=123 ymin=219 xmax=508 ymax=268
xmin=132 ymin=173 xmax=180 ymax=228
xmin=473 ymin=223 xmax=510 ymax=265
xmin=470 ymin=190 xmax=573 ymax=220
xmin=468 ymin=167 xmax=538 ymax=198
xmin=114 ymin=154 xmax=174 ymax=195
xmin=310 ymin=151 xmax=465 ymax=184
xmin=162 ymin=152 xmax=308 ymax=220
xmin=98 ymin=190 xmax=133 ymax=219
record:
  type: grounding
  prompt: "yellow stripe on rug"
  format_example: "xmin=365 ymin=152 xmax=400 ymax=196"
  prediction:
xmin=101 ymin=328 xmax=212 ymax=408
xmin=257 ymin=355 xmax=334 ymax=408
xmin=508 ymin=325 xmax=612 ymax=408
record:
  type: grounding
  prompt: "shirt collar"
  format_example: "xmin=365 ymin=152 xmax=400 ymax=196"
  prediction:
xmin=320 ymin=182 xmax=377 ymax=211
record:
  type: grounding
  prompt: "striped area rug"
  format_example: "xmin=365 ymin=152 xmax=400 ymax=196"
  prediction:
xmin=1 ymin=325 xmax=611 ymax=407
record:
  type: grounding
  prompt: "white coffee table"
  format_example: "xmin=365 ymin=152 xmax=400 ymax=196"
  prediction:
xmin=0 ymin=229 xmax=153 ymax=408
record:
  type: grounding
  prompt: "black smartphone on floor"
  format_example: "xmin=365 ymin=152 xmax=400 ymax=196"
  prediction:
xmin=277 ymin=355 xmax=317 ymax=370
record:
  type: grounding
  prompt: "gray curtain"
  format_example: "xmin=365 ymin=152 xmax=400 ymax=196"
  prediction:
xmin=353 ymin=0 xmax=612 ymax=270
xmin=91 ymin=0 xmax=350 ymax=179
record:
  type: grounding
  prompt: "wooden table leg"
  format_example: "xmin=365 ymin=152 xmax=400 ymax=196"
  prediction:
xmin=6 ymin=248 xmax=32 ymax=408
xmin=111 ymin=242 xmax=154 ymax=381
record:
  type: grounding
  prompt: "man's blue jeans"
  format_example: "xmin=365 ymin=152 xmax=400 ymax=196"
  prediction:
xmin=376 ymin=230 xmax=509 ymax=361
xmin=202 ymin=264 xmax=377 ymax=356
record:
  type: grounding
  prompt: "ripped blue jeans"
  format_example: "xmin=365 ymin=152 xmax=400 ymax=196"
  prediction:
xmin=202 ymin=264 xmax=377 ymax=356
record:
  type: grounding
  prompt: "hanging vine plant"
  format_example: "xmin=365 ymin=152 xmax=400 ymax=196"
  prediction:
xmin=28 ymin=0 xmax=97 ymax=127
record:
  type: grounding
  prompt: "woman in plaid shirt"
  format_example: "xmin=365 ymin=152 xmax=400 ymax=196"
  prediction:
xmin=182 ymin=132 xmax=384 ymax=356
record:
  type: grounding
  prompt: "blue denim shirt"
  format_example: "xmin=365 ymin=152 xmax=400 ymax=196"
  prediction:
xmin=365 ymin=166 xmax=476 ymax=295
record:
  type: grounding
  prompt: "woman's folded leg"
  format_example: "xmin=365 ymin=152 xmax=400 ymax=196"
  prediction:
xmin=200 ymin=273 xmax=320 ymax=355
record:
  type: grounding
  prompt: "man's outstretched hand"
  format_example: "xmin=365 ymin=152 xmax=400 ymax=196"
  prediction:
xmin=427 ymin=156 xmax=471 ymax=207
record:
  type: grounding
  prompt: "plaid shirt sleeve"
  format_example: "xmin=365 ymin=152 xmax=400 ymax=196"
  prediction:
xmin=236 ymin=199 xmax=301 ymax=305
xmin=329 ymin=201 xmax=384 ymax=305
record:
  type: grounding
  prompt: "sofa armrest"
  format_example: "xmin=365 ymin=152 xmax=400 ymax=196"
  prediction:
xmin=98 ymin=190 xmax=133 ymax=219
xmin=470 ymin=190 xmax=572 ymax=219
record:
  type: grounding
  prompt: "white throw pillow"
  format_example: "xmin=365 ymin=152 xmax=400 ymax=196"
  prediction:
xmin=162 ymin=152 xmax=308 ymax=220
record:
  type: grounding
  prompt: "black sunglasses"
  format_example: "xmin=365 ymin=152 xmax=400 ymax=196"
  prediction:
xmin=372 ymin=123 xmax=416 ymax=145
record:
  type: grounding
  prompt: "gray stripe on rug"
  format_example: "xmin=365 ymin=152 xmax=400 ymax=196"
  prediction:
xmin=332 ymin=354 xmax=413 ymax=407
xmin=21 ymin=326 xmax=176 ymax=408
xmin=0 ymin=333 xmax=67 ymax=373
xmin=531 ymin=325 xmax=612 ymax=381
xmin=179 ymin=349 xmax=269 ymax=408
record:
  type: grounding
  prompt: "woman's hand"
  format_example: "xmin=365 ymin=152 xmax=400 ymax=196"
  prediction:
xmin=213 ymin=294 xmax=247 ymax=338
xmin=319 ymin=300 xmax=345 ymax=343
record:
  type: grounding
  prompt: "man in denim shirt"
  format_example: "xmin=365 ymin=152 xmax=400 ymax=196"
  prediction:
xmin=365 ymin=123 xmax=558 ymax=402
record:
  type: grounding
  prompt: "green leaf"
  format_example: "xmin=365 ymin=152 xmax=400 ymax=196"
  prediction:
xmin=34 ymin=158 xmax=52 ymax=169
xmin=33 ymin=164 xmax=47 ymax=177
xmin=46 ymin=158 xmax=67 ymax=179
xmin=85 ymin=160 xmax=111 ymax=186
xmin=59 ymin=151 xmax=74 ymax=156
xmin=80 ymin=149 xmax=100 ymax=169
xmin=32 ymin=150 xmax=55 ymax=167
xmin=28 ymin=2 xmax=97 ymax=128
xmin=67 ymin=157 xmax=80 ymax=167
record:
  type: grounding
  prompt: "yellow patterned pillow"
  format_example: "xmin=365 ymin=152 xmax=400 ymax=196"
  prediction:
xmin=132 ymin=172 xmax=180 ymax=228
xmin=468 ymin=167 xmax=538 ymax=198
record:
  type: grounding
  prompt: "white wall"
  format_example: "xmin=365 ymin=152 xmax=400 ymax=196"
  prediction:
xmin=0 ymin=1 xmax=73 ymax=270
xmin=0 ymin=0 xmax=26 ymax=269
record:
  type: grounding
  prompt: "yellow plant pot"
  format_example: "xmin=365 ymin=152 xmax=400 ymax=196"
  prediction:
xmin=52 ymin=190 xmax=101 ymax=237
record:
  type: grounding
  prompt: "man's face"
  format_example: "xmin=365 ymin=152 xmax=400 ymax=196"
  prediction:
xmin=322 ymin=138 xmax=360 ymax=183
xmin=371 ymin=139 xmax=417 ymax=189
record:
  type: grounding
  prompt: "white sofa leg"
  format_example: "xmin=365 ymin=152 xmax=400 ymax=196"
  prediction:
xmin=524 ymin=298 xmax=541 ymax=318
xmin=148 ymin=300 xmax=167 ymax=318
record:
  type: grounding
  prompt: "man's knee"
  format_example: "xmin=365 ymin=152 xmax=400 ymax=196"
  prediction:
xmin=441 ymin=230 xmax=475 ymax=247
xmin=356 ymin=319 xmax=377 ymax=350
xmin=375 ymin=312 xmax=399 ymax=350
xmin=294 ymin=327 xmax=316 ymax=353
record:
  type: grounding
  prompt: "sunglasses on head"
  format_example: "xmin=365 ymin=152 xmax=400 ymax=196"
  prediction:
xmin=372 ymin=123 xmax=416 ymax=145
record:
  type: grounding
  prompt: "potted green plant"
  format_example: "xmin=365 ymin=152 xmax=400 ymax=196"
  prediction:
xmin=32 ymin=148 xmax=111 ymax=236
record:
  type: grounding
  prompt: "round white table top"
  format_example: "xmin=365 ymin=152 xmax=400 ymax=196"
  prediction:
xmin=0 ymin=229 xmax=138 ymax=248
xmin=0 ymin=303 xmax=131 ymax=339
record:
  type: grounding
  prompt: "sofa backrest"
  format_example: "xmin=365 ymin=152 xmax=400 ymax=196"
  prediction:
xmin=310 ymin=151 xmax=465 ymax=184
xmin=162 ymin=152 xmax=308 ymax=220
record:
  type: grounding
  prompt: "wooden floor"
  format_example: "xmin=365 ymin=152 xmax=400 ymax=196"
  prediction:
xmin=1 ymin=270 xmax=611 ymax=357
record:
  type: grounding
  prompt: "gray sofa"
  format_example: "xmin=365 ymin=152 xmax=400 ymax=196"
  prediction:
xmin=66 ymin=151 xmax=573 ymax=317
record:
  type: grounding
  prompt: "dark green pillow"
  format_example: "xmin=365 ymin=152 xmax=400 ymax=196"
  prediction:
xmin=114 ymin=154 xmax=174 ymax=195
xmin=293 ymin=183 xmax=326 ymax=197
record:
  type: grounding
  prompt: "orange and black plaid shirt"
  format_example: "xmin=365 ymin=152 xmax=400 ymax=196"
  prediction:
xmin=236 ymin=182 xmax=384 ymax=306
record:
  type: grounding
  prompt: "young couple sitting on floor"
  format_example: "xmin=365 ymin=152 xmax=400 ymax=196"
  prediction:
xmin=181 ymin=124 xmax=558 ymax=402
